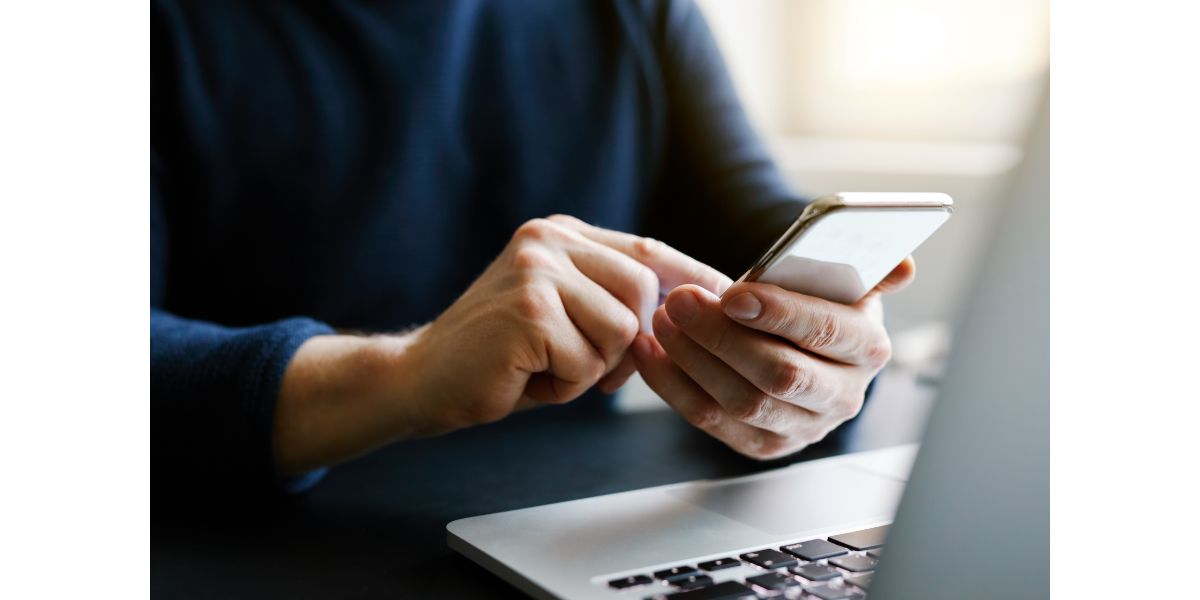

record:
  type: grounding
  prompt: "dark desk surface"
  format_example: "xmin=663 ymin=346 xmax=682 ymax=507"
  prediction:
xmin=153 ymin=399 xmax=916 ymax=599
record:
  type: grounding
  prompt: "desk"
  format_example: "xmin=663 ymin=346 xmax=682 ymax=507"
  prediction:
xmin=153 ymin=378 xmax=929 ymax=599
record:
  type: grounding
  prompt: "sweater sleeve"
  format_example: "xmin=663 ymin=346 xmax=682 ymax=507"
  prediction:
xmin=152 ymin=180 xmax=334 ymax=499
xmin=639 ymin=0 xmax=808 ymax=278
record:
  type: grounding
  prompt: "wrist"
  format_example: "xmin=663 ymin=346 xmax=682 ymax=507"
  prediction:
xmin=272 ymin=326 xmax=428 ymax=475
xmin=360 ymin=325 xmax=434 ymax=439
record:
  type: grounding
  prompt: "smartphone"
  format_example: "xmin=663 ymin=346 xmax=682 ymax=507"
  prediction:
xmin=733 ymin=192 xmax=953 ymax=304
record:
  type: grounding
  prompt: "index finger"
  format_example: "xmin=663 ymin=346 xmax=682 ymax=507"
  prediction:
xmin=547 ymin=215 xmax=733 ymax=297
xmin=872 ymin=256 xmax=917 ymax=295
xmin=719 ymin=281 xmax=891 ymax=367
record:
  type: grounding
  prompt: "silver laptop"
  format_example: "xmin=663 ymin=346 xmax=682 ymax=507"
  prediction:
xmin=447 ymin=107 xmax=1048 ymax=600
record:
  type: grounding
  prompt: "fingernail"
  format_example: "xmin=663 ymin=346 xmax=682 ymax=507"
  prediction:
xmin=724 ymin=293 xmax=762 ymax=320
xmin=666 ymin=290 xmax=700 ymax=325
xmin=632 ymin=335 xmax=652 ymax=360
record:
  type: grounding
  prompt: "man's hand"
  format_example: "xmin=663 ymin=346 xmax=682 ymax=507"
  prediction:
xmin=632 ymin=258 xmax=916 ymax=460
xmin=402 ymin=215 xmax=728 ymax=431
xmin=272 ymin=215 xmax=729 ymax=474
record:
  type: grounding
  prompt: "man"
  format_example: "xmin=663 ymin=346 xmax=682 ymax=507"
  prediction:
xmin=152 ymin=0 xmax=914 ymax=496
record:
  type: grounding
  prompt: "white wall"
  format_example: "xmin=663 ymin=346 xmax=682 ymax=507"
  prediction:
xmin=696 ymin=0 xmax=1048 ymax=330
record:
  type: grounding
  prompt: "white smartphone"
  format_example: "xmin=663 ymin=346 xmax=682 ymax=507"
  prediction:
xmin=733 ymin=192 xmax=954 ymax=304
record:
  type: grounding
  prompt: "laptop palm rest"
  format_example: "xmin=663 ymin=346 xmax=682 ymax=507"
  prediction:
xmin=665 ymin=460 xmax=903 ymax=536
xmin=448 ymin=446 xmax=913 ymax=599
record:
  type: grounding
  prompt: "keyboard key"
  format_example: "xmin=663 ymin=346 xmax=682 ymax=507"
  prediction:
xmin=654 ymin=566 xmax=701 ymax=581
xmin=790 ymin=563 xmax=841 ymax=582
xmin=829 ymin=554 xmax=877 ymax=572
xmin=739 ymin=549 xmax=798 ymax=569
xmin=781 ymin=540 xmax=847 ymax=561
xmin=866 ymin=548 xmax=883 ymax=559
xmin=673 ymin=575 xmax=714 ymax=590
xmin=806 ymin=584 xmax=866 ymax=600
xmin=609 ymin=574 xmax=653 ymax=589
xmin=697 ymin=558 xmax=741 ymax=571
xmin=828 ymin=525 xmax=889 ymax=551
xmin=745 ymin=572 xmax=801 ymax=591
xmin=844 ymin=573 xmax=872 ymax=590
xmin=660 ymin=580 xmax=759 ymax=599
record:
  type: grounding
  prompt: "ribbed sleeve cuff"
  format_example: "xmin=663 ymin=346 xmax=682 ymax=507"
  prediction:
xmin=248 ymin=317 xmax=336 ymax=493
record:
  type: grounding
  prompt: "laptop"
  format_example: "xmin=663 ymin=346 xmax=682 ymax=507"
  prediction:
xmin=447 ymin=107 xmax=1048 ymax=600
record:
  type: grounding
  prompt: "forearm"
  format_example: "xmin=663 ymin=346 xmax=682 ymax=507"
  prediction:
xmin=271 ymin=327 xmax=429 ymax=476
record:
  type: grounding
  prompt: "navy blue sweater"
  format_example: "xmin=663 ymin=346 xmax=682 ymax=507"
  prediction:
xmin=152 ymin=0 xmax=806 ymax=496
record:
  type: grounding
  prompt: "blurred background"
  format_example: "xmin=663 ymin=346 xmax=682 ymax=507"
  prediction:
xmin=619 ymin=0 xmax=1050 ymax=446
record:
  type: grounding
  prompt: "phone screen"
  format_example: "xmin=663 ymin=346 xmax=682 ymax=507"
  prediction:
xmin=751 ymin=207 xmax=951 ymax=304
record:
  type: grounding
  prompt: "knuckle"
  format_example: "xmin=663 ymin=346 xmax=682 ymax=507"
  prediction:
xmin=587 ymin=356 xmax=608 ymax=383
xmin=633 ymin=236 xmax=664 ymax=261
xmin=792 ymin=423 xmax=829 ymax=448
xmin=594 ymin=318 xmax=638 ymax=363
xmin=514 ymin=218 xmax=562 ymax=242
xmin=512 ymin=285 xmax=557 ymax=322
xmin=807 ymin=312 xmax=842 ymax=350
xmin=760 ymin=296 xmax=796 ymax=332
xmin=509 ymin=244 xmax=557 ymax=272
xmin=611 ymin=311 xmax=640 ymax=348
xmin=688 ymin=405 xmax=723 ymax=430
xmin=634 ymin=265 xmax=660 ymax=302
xmin=546 ymin=213 xmax=582 ymax=227
xmin=769 ymin=361 xmax=814 ymax=399
xmin=734 ymin=392 xmax=772 ymax=424
xmin=748 ymin=435 xmax=791 ymax=461
xmin=836 ymin=392 xmax=866 ymax=420
xmin=799 ymin=429 xmax=828 ymax=448
xmin=545 ymin=374 xmax=587 ymax=405
xmin=863 ymin=335 xmax=893 ymax=367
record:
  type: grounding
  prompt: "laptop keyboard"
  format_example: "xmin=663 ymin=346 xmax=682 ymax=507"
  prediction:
xmin=603 ymin=524 xmax=889 ymax=600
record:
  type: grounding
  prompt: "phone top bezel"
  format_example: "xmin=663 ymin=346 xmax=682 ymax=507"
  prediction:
xmin=734 ymin=193 xmax=954 ymax=288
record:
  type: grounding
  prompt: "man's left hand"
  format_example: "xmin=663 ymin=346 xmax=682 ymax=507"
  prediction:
xmin=632 ymin=257 xmax=917 ymax=460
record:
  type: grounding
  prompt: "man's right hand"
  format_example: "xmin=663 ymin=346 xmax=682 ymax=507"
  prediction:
xmin=409 ymin=215 xmax=704 ymax=431
xmin=272 ymin=216 xmax=730 ymax=474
